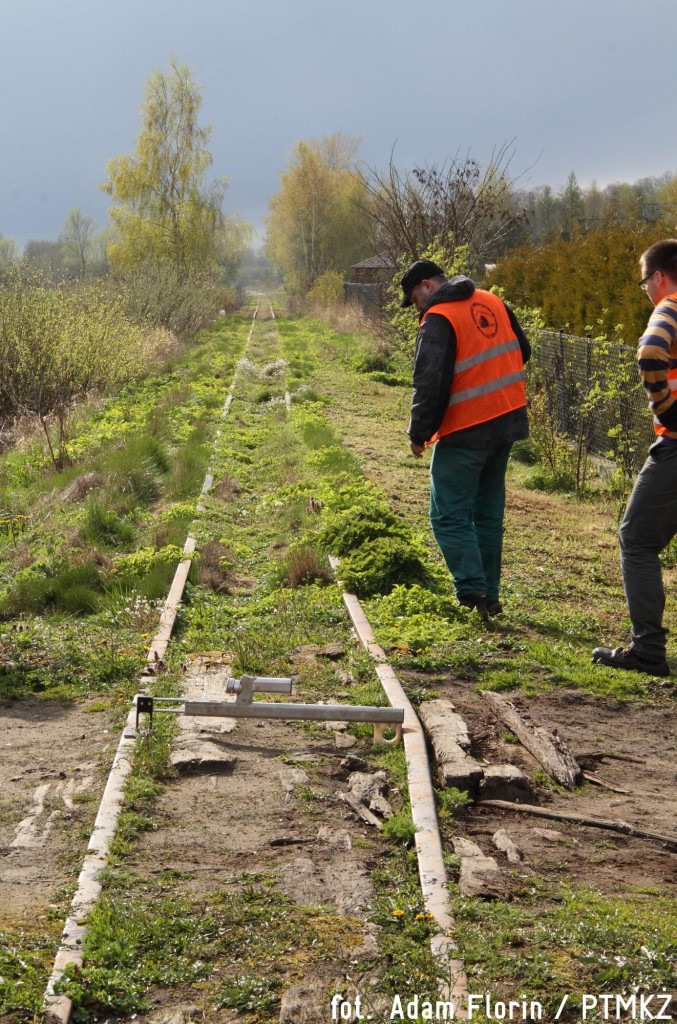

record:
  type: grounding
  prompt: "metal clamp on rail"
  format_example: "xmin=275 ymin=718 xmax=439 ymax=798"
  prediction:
xmin=135 ymin=694 xmax=155 ymax=732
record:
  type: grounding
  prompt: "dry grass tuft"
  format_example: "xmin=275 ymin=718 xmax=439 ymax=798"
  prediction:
xmin=196 ymin=540 xmax=237 ymax=592
xmin=213 ymin=476 xmax=243 ymax=502
xmin=280 ymin=547 xmax=334 ymax=588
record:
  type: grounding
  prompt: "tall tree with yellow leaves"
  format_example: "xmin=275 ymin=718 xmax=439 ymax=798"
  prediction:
xmin=102 ymin=61 xmax=235 ymax=277
xmin=265 ymin=134 xmax=370 ymax=295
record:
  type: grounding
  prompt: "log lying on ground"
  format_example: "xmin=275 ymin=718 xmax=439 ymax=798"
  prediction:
xmin=479 ymin=690 xmax=582 ymax=788
xmin=577 ymin=751 xmax=646 ymax=765
xmin=419 ymin=700 xmax=484 ymax=793
xmin=582 ymin=771 xmax=630 ymax=795
xmin=479 ymin=799 xmax=677 ymax=851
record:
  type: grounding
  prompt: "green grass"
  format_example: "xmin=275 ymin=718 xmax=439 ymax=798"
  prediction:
xmin=0 ymin=927 xmax=61 ymax=1020
xmin=0 ymin=314 xmax=250 ymax=701
xmin=452 ymin=883 xmax=677 ymax=1021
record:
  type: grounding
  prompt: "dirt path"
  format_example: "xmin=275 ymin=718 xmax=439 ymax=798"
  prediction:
xmin=0 ymin=699 xmax=117 ymax=926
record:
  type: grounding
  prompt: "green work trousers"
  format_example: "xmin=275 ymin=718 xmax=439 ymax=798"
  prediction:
xmin=429 ymin=442 xmax=512 ymax=603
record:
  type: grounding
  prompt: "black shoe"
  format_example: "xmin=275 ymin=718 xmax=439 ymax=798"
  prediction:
xmin=487 ymin=600 xmax=503 ymax=616
xmin=591 ymin=645 xmax=670 ymax=677
xmin=458 ymin=592 xmax=489 ymax=622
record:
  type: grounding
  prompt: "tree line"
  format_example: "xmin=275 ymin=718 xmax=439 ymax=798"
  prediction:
xmin=2 ymin=61 xmax=250 ymax=298
xmin=262 ymin=134 xmax=677 ymax=345
xmin=0 ymin=61 xmax=250 ymax=461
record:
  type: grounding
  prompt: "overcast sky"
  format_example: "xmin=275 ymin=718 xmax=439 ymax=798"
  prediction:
xmin=2 ymin=0 xmax=676 ymax=250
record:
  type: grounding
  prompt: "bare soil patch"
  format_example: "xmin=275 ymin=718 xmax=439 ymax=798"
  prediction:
xmin=0 ymin=697 xmax=117 ymax=925
xmin=422 ymin=677 xmax=677 ymax=896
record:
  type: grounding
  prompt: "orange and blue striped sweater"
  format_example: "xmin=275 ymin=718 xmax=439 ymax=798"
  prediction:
xmin=637 ymin=292 xmax=677 ymax=438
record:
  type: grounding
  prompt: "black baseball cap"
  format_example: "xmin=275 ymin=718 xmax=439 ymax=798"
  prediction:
xmin=400 ymin=259 xmax=445 ymax=307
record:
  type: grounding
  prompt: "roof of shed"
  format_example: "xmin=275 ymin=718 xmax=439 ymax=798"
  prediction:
xmin=350 ymin=251 xmax=396 ymax=270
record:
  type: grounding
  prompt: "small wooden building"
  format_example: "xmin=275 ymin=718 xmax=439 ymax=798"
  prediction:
xmin=349 ymin=251 xmax=397 ymax=284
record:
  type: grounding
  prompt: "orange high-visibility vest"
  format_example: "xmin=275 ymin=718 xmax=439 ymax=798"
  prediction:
xmin=648 ymin=290 xmax=677 ymax=438
xmin=421 ymin=289 xmax=527 ymax=442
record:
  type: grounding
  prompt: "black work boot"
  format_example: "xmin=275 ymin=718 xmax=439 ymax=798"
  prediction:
xmin=458 ymin=592 xmax=489 ymax=622
xmin=591 ymin=645 xmax=670 ymax=677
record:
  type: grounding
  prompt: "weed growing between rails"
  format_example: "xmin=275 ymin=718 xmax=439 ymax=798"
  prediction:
xmin=0 ymin=315 xmax=251 ymax=702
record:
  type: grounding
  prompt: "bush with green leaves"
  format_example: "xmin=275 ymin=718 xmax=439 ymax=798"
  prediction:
xmin=0 ymin=266 xmax=149 ymax=467
xmin=318 ymin=483 xmax=408 ymax=557
xmin=306 ymin=269 xmax=345 ymax=306
xmin=339 ymin=535 xmax=430 ymax=599
xmin=364 ymin=584 xmax=475 ymax=660
xmin=113 ymin=261 xmax=227 ymax=339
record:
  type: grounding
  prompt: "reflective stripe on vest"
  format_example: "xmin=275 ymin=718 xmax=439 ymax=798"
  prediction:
xmin=421 ymin=290 xmax=527 ymax=441
xmin=448 ymin=367 xmax=527 ymax=407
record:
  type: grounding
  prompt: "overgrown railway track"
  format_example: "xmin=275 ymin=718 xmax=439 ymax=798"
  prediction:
xmin=1 ymin=298 xmax=675 ymax=1024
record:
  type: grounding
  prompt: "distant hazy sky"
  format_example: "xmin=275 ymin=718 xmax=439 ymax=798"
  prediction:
xmin=2 ymin=0 xmax=676 ymax=249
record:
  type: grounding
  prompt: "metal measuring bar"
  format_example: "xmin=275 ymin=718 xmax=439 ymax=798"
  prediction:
xmin=133 ymin=675 xmax=292 ymax=730
xmin=133 ymin=674 xmax=405 ymax=743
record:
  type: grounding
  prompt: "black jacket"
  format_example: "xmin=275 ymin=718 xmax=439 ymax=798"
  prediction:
xmin=407 ymin=276 xmax=531 ymax=448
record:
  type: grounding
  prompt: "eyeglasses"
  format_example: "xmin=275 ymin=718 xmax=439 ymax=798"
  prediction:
xmin=640 ymin=270 xmax=657 ymax=290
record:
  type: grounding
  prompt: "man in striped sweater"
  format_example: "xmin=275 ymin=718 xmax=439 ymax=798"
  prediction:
xmin=593 ymin=239 xmax=677 ymax=676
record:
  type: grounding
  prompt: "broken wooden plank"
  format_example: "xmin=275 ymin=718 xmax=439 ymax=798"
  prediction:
xmin=478 ymin=799 xmax=677 ymax=851
xmin=479 ymin=690 xmax=582 ymax=788
xmin=492 ymin=828 xmax=523 ymax=863
xmin=419 ymin=700 xmax=484 ymax=793
xmin=582 ymin=771 xmax=630 ymax=795
xmin=337 ymin=790 xmax=383 ymax=830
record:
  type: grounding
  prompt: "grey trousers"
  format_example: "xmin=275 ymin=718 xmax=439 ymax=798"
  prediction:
xmin=618 ymin=440 xmax=677 ymax=658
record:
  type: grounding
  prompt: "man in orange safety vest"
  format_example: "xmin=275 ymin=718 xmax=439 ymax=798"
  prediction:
xmin=402 ymin=259 xmax=531 ymax=621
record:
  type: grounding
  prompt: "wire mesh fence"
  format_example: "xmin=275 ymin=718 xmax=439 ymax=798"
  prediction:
xmin=530 ymin=330 xmax=653 ymax=478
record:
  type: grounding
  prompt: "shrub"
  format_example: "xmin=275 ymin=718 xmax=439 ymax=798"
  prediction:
xmin=510 ymin=438 xmax=536 ymax=465
xmin=0 ymin=267 xmax=148 ymax=466
xmin=306 ymin=270 xmax=345 ymax=306
xmin=319 ymin=500 xmax=407 ymax=557
xmin=340 ymin=536 xmax=430 ymax=598
xmin=114 ymin=262 xmax=220 ymax=339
